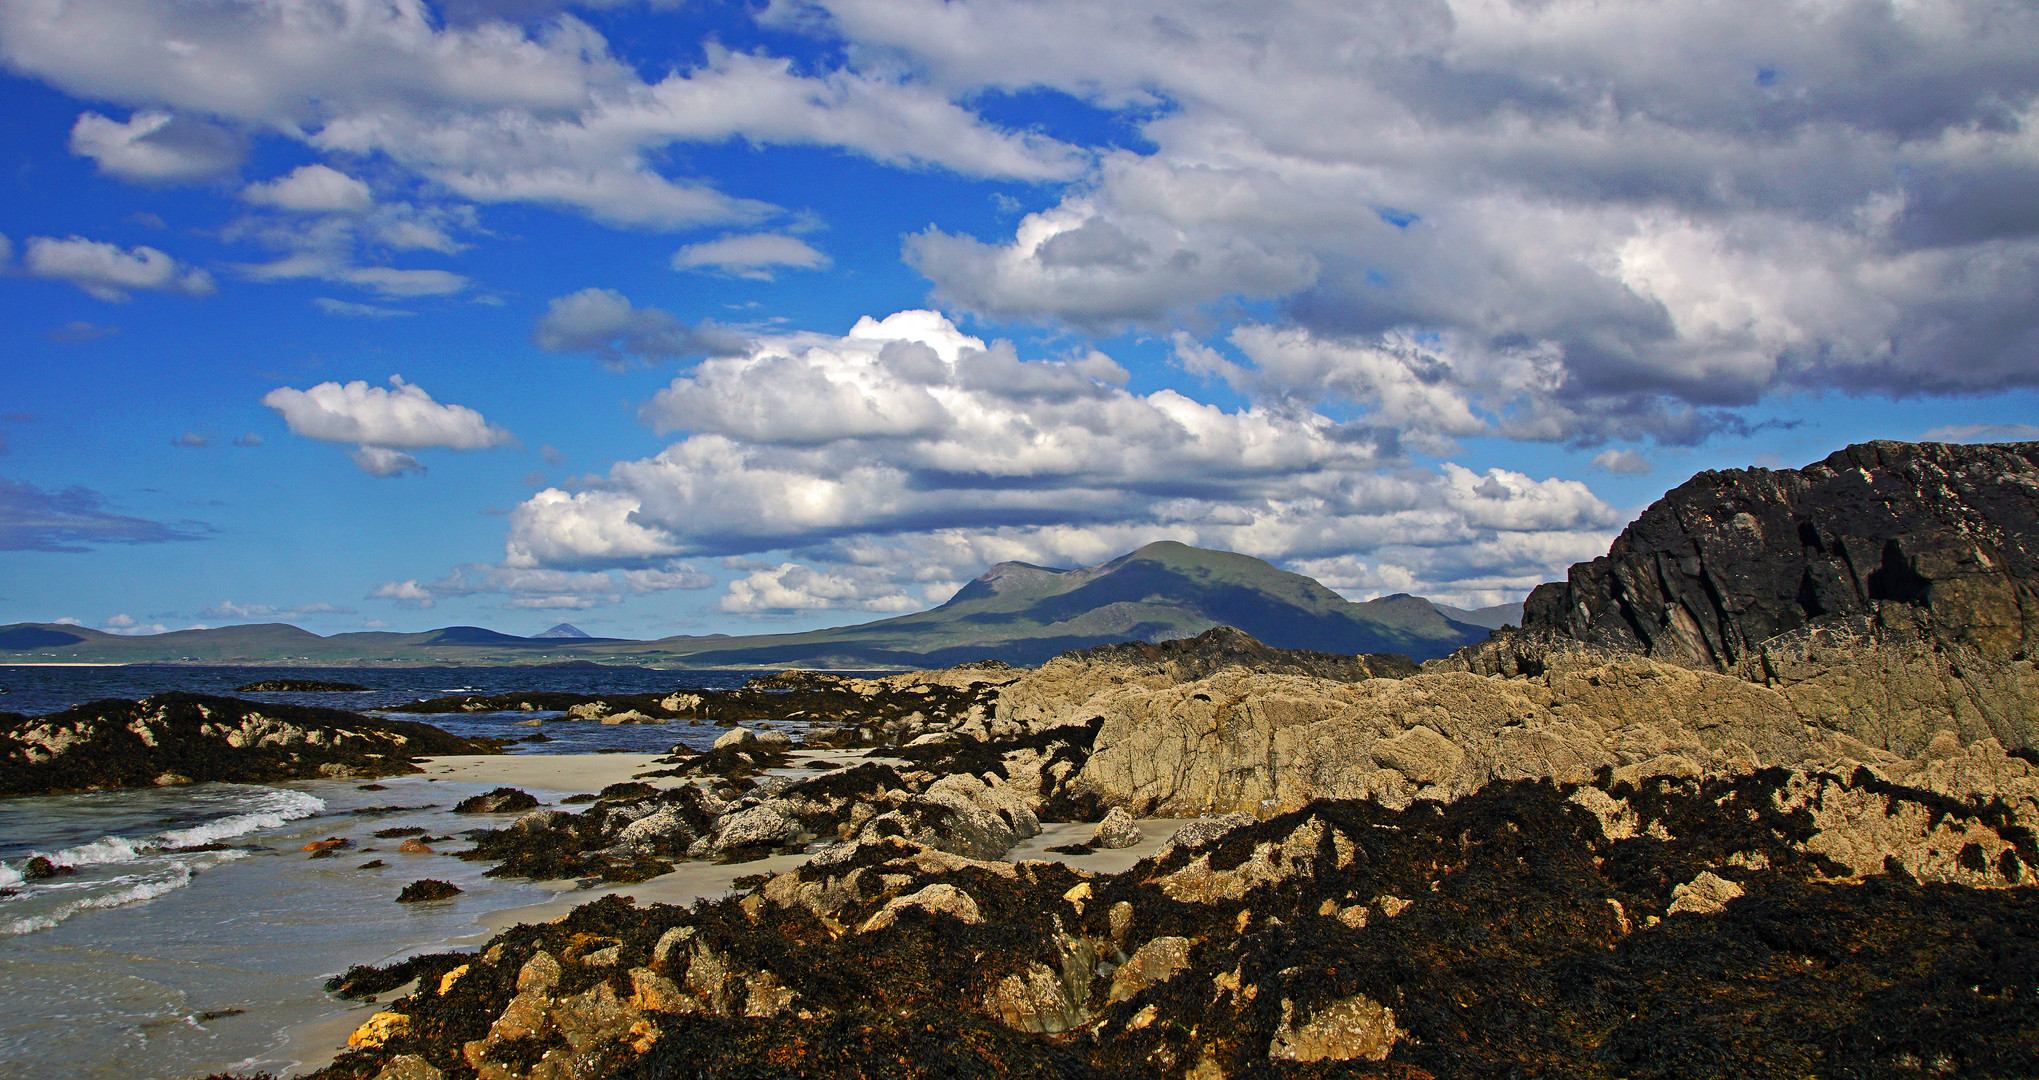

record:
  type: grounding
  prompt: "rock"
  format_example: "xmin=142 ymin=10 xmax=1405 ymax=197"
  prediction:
xmin=599 ymin=710 xmax=663 ymax=725
xmin=518 ymin=951 xmax=562 ymax=992
xmin=22 ymin=855 xmax=73 ymax=880
xmin=1667 ymin=871 xmax=1746 ymax=916
xmin=714 ymin=728 xmax=760 ymax=751
xmin=1268 ymin=994 xmax=1403 ymax=1062
xmin=858 ymin=883 xmax=983 ymax=933
xmin=453 ymin=787 xmax=540 ymax=814
xmin=1108 ymin=936 xmax=1192 ymax=1002
xmin=1517 ymin=440 xmax=2039 ymax=670
xmin=371 ymin=1054 xmax=442 ymax=1080
xmin=714 ymin=803 xmax=801 ymax=851
xmin=397 ymin=838 xmax=434 ymax=854
xmin=981 ymin=961 xmax=1088 ymax=1034
xmin=0 ymin=692 xmax=494 ymax=798
xmin=233 ymin=679 xmax=369 ymax=693
xmin=395 ymin=879 xmax=462 ymax=903
xmin=1090 ymin=806 xmax=1143 ymax=849
xmin=348 ymin=1011 xmax=410 ymax=1048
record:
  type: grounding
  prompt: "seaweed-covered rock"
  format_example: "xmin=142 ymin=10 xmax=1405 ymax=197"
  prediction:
xmin=453 ymin=787 xmax=541 ymax=814
xmin=0 ymin=693 xmax=495 ymax=797
xmin=315 ymin=764 xmax=2039 ymax=1080
xmin=395 ymin=879 xmax=462 ymax=903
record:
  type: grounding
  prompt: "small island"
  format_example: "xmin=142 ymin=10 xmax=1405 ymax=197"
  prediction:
xmin=232 ymin=678 xmax=370 ymax=693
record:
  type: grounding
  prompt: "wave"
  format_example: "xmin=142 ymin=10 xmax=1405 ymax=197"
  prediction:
xmin=1 ymin=850 xmax=250 ymax=936
xmin=32 ymin=789 xmax=324 ymax=869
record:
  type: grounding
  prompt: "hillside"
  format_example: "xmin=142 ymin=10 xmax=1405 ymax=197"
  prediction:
xmin=0 ymin=542 xmax=1492 ymax=667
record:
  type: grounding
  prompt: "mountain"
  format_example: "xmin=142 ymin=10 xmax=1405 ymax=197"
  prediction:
xmin=533 ymin=623 xmax=592 ymax=639
xmin=0 ymin=542 xmax=1494 ymax=668
xmin=1431 ymin=601 xmax=1524 ymax=630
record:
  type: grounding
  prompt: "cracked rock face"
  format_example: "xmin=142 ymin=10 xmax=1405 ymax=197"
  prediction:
xmin=1519 ymin=439 xmax=2039 ymax=669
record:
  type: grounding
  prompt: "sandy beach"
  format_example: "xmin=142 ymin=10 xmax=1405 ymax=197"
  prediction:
xmin=276 ymin=749 xmax=1203 ymax=1076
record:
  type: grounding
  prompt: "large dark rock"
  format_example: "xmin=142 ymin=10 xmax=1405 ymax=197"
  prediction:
xmin=1061 ymin=625 xmax=1420 ymax=682
xmin=0 ymin=692 xmax=497 ymax=797
xmin=1523 ymin=440 xmax=2039 ymax=669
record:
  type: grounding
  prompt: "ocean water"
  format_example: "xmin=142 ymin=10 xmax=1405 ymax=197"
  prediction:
xmin=0 ymin=665 xmax=861 ymax=1080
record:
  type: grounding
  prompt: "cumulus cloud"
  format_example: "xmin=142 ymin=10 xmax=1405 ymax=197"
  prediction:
xmin=673 ymin=233 xmax=829 ymax=279
xmin=68 ymin=110 xmax=242 ymax=182
xmin=1 ymin=1 xmax=1082 ymax=231
xmin=101 ymin=613 xmax=169 ymax=636
xmin=170 ymin=432 xmax=210 ymax=448
xmin=0 ymin=478 xmax=207 ymax=552
xmin=242 ymin=164 xmax=373 ymax=212
xmin=500 ymin=310 xmax=1622 ymax=602
xmin=22 ymin=236 xmax=217 ymax=302
xmin=794 ymin=0 xmax=2039 ymax=443
xmin=262 ymin=375 xmax=512 ymax=475
xmin=531 ymin=288 xmax=748 ymax=368
xmin=720 ymin=562 xmax=919 ymax=614
xmin=369 ymin=579 xmax=436 ymax=608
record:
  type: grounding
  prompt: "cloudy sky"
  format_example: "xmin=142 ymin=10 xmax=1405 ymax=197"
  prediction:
xmin=4 ymin=0 xmax=2037 ymax=639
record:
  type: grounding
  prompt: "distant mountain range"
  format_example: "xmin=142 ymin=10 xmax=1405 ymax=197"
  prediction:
xmin=0 ymin=542 xmax=1517 ymax=668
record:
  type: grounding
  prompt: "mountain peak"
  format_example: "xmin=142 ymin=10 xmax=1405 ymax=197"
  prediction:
xmin=533 ymin=622 xmax=592 ymax=639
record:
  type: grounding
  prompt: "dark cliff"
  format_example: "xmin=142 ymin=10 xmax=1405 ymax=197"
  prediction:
xmin=1522 ymin=440 xmax=2039 ymax=669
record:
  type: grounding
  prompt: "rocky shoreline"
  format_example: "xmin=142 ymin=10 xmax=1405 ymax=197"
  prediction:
xmin=3 ymin=439 xmax=2025 ymax=1078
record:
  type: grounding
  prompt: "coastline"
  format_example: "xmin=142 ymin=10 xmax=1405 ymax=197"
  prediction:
xmin=269 ymin=749 xmax=1199 ymax=1077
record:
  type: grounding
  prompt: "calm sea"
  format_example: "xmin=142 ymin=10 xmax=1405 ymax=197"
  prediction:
xmin=0 ymin=664 xmax=879 ymax=1080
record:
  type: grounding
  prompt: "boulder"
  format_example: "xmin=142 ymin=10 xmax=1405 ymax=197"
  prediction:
xmin=1090 ymin=806 xmax=1143 ymax=849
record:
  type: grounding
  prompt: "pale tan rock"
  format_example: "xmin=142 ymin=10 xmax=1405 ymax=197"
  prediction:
xmin=1666 ymin=871 xmax=1745 ymax=916
xmin=982 ymin=962 xmax=1088 ymax=1033
xmin=348 ymin=1011 xmax=409 ymax=1048
xmin=1268 ymin=994 xmax=1402 ymax=1062
xmin=373 ymin=1054 xmax=443 ymax=1080
xmin=517 ymin=951 xmax=561 ymax=993
xmin=1107 ymin=936 xmax=1193 ymax=1002
xmin=858 ymin=883 xmax=983 ymax=933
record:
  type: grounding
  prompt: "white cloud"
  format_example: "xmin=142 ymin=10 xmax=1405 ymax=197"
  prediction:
xmin=68 ymin=110 xmax=241 ymax=182
xmin=673 ymin=233 xmax=829 ymax=280
xmin=198 ymin=600 xmax=354 ymax=620
xmin=531 ymin=288 xmax=747 ymax=368
xmin=242 ymin=164 xmax=373 ymax=212
xmin=101 ymin=612 xmax=168 ymax=635
xmin=263 ymin=375 xmax=512 ymax=475
xmin=371 ymin=558 xmax=711 ymax=610
xmin=350 ymin=446 xmax=426 ymax=477
xmin=369 ymin=580 xmax=436 ymax=608
xmin=720 ymin=562 xmax=918 ymax=614
xmin=23 ymin=236 xmax=217 ymax=302
xmin=784 ymin=0 xmax=2039 ymax=442
xmin=1591 ymin=449 xmax=1653 ymax=475
xmin=2 ymin=1 xmax=1081 ymax=231
xmin=315 ymin=297 xmax=413 ymax=318
xmin=1920 ymin=423 xmax=2039 ymax=444
xmin=503 ymin=310 xmax=1623 ymax=602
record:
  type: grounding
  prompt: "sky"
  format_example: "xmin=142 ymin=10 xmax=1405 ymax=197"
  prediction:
xmin=3 ymin=0 xmax=2038 ymax=641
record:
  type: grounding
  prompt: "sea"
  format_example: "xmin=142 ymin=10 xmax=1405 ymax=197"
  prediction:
xmin=0 ymin=665 xmax=868 ymax=1080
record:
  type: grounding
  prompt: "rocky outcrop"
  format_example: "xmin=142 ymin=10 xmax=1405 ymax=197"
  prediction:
xmin=0 ymin=692 xmax=495 ymax=796
xmin=1519 ymin=440 xmax=2039 ymax=669
xmin=314 ymin=766 xmax=2039 ymax=1080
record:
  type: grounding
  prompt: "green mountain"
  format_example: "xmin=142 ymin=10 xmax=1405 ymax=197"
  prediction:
xmin=0 ymin=542 xmax=1493 ymax=668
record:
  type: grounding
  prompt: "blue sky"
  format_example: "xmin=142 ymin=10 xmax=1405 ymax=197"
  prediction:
xmin=3 ymin=0 xmax=2037 ymax=639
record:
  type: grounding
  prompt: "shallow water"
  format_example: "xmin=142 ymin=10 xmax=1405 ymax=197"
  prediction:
xmin=0 ymin=664 xmax=861 ymax=1080
xmin=0 ymin=770 xmax=620 ymax=1079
